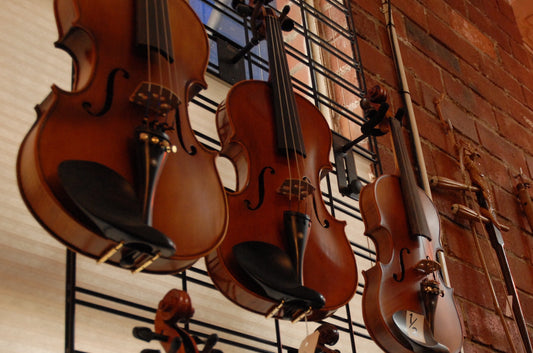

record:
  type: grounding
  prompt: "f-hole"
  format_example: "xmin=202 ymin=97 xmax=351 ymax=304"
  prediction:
xmin=82 ymin=68 xmax=130 ymax=116
xmin=245 ymin=166 xmax=275 ymax=211
xmin=393 ymin=248 xmax=410 ymax=282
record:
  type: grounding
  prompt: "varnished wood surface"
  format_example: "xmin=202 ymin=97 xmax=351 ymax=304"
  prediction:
xmin=0 ymin=1 xmax=377 ymax=352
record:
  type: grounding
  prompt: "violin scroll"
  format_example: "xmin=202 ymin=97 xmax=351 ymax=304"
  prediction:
xmin=135 ymin=289 xmax=221 ymax=353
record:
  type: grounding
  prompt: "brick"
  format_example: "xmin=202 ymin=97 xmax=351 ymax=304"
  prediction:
xmin=509 ymin=38 xmax=533 ymax=68
xmin=441 ymin=218 xmax=484 ymax=268
xmin=466 ymin=3 xmax=511 ymax=54
xmin=357 ymin=38 xmax=397 ymax=87
xmin=420 ymin=81 xmax=441 ymax=115
xmin=524 ymin=86 xmax=533 ymax=111
xmin=404 ymin=16 xmax=462 ymax=75
xmin=390 ymin=0 xmax=427 ymax=29
xmin=504 ymin=95 xmax=533 ymax=135
xmin=459 ymin=61 xmax=511 ymax=113
xmin=518 ymin=291 xmax=533 ymax=327
xmin=493 ymin=185 xmax=524 ymax=228
xmin=462 ymin=340 xmax=497 ymax=353
xmin=508 ymin=254 xmax=533 ymax=295
xmin=501 ymin=224 xmax=532 ymax=261
xmin=463 ymin=301 xmax=519 ymax=352
xmin=352 ymin=7 xmax=380 ymax=47
xmin=439 ymin=98 xmax=478 ymax=143
xmin=469 ymin=0 xmax=522 ymax=42
xmin=426 ymin=12 xmax=484 ymax=70
xmin=500 ymin=48 xmax=533 ymax=88
xmin=447 ymin=9 xmax=497 ymax=59
xmin=418 ymin=0 xmax=448 ymax=22
xmin=495 ymin=109 xmax=533 ymax=156
xmin=473 ymin=150 xmax=513 ymax=193
xmin=348 ymin=0 xmax=383 ymax=25
xmin=446 ymin=257 xmax=494 ymax=308
xmin=480 ymin=55 xmax=525 ymax=103
xmin=442 ymin=71 xmax=497 ymax=125
xmin=400 ymin=41 xmax=443 ymax=91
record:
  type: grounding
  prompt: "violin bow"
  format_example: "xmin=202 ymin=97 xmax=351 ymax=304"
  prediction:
xmin=433 ymin=94 xmax=533 ymax=353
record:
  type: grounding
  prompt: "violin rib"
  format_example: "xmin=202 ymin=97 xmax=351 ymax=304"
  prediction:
xmin=17 ymin=0 xmax=228 ymax=273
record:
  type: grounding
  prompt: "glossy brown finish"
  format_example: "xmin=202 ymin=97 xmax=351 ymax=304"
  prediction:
xmin=359 ymin=86 xmax=463 ymax=353
xmin=17 ymin=0 xmax=228 ymax=273
xmin=360 ymin=175 xmax=462 ymax=353
xmin=154 ymin=289 xmax=199 ymax=353
xmin=205 ymin=80 xmax=357 ymax=321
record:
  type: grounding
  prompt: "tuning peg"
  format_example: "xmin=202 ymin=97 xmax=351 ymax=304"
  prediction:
xmin=133 ymin=327 xmax=169 ymax=342
xmin=231 ymin=0 xmax=253 ymax=16
xmin=279 ymin=6 xmax=294 ymax=32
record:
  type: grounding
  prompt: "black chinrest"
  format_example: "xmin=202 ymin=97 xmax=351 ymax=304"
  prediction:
xmin=233 ymin=241 xmax=325 ymax=312
xmin=58 ymin=160 xmax=176 ymax=258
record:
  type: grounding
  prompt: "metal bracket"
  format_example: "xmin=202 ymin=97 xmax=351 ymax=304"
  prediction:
xmin=216 ymin=37 xmax=247 ymax=85
xmin=332 ymin=132 xmax=363 ymax=200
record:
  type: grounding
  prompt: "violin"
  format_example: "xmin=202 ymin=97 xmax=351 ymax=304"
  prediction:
xmin=359 ymin=86 xmax=463 ymax=353
xmin=17 ymin=0 xmax=228 ymax=273
xmin=134 ymin=289 xmax=221 ymax=353
xmin=205 ymin=0 xmax=357 ymax=322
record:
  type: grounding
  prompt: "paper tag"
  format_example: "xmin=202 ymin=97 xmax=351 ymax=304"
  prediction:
xmin=298 ymin=330 xmax=320 ymax=353
xmin=406 ymin=310 xmax=426 ymax=344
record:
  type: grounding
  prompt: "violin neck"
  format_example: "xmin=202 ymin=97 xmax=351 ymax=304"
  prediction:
xmin=265 ymin=13 xmax=306 ymax=157
xmin=389 ymin=117 xmax=431 ymax=240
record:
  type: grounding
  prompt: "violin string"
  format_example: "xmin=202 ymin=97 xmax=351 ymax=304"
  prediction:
xmin=153 ymin=0 xmax=164 ymax=104
xmin=269 ymin=11 xmax=304 ymax=207
xmin=167 ymin=2 xmax=183 ymax=131
xmin=145 ymin=0 xmax=152 ymax=92
xmin=267 ymin=13 xmax=293 ymax=204
xmin=142 ymin=0 xmax=154 ymax=119
xmin=160 ymin=0 xmax=175 ymax=125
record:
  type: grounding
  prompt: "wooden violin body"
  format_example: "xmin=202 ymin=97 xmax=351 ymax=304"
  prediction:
xmin=360 ymin=175 xmax=462 ymax=353
xmin=359 ymin=87 xmax=462 ymax=353
xmin=17 ymin=0 xmax=228 ymax=273
xmin=206 ymin=80 xmax=357 ymax=320
xmin=206 ymin=0 xmax=356 ymax=321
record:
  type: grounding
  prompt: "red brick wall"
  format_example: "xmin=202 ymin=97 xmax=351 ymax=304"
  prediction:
xmin=350 ymin=0 xmax=533 ymax=352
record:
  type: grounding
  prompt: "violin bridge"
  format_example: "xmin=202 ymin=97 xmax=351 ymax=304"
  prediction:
xmin=277 ymin=179 xmax=315 ymax=200
xmin=97 ymin=241 xmax=125 ymax=264
xmin=130 ymin=82 xmax=180 ymax=116
xmin=414 ymin=259 xmax=441 ymax=274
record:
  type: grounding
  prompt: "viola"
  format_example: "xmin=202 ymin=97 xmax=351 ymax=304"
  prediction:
xmin=359 ymin=86 xmax=463 ymax=353
xmin=17 ymin=0 xmax=228 ymax=273
xmin=134 ymin=289 xmax=221 ymax=353
xmin=205 ymin=0 xmax=357 ymax=322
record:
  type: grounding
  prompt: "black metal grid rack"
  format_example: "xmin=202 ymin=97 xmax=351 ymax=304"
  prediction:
xmin=63 ymin=0 xmax=384 ymax=352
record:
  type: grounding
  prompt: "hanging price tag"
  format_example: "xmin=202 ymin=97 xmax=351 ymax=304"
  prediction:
xmin=405 ymin=310 xmax=426 ymax=344
xmin=299 ymin=330 xmax=320 ymax=353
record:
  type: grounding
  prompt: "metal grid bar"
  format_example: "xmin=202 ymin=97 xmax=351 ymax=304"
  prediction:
xmin=63 ymin=0 xmax=383 ymax=352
